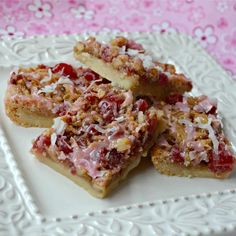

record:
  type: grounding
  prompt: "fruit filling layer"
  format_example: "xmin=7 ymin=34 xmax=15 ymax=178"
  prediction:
xmin=8 ymin=63 xmax=104 ymax=116
xmin=74 ymin=36 xmax=192 ymax=87
xmin=155 ymin=95 xmax=235 ymax=174
xmin=32 ymin=82 xmax=159 ymax=182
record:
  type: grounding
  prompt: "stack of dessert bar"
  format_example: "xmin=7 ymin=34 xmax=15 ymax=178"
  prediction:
xmin=5 ymin=36 xmax=235 ymax=198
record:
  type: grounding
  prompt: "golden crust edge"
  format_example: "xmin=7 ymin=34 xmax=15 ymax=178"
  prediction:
xmin=4 ymin=85 xmax=55 ymax=128
xmin=73 ymin=50 xmax=192 ymax=99
xmin=31 ymin=115 xmax=166 ymax=198
xmin=74 ymin=51 xmax=139 ymax=90
xmin=33 ymin=151 xmax=142 ymax=198
xmin=151 ymin=146 xmax=232 ymax=179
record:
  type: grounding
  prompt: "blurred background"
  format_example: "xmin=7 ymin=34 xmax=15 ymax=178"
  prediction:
xmin=0 ymin=0 xmax=236 ymax=78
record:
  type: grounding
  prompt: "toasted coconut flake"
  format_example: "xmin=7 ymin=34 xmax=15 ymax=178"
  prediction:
xmin=138 ymin=54 xmax=155 ymax=68
xmin=51 ymin=133 xmax=57 ymax=146
xmin=127 ymin=49 xmax=140 ymax=56
xmin=180 ymin=117 xmax=219 ymax=156
xmin=52 ymin=117 xmax=67 ymax=135
xmin=196 ymin=118 xmax=219 ymax=156
xmin=37 ymin=75 xmax=73 ymax=94
xmin=40 ymin=69 xmax=52 ymax=84
xmin=116 ymin=137 xmax=131 ymax=152
xmin=122 ymin=91 xmax=133 ymax=107
xmin=138 ymin=111 xmax=144 ymax=124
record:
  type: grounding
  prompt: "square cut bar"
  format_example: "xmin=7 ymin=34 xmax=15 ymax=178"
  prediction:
xmin=74 ymin=36 xmax=192 ymax=99
xmin=151 ymin=95 xmax=235 ymax=179
xmin=5 ymin=63 xmax=102 ymax=127
xmin=31 ymin=81 xmax=166 ymax=198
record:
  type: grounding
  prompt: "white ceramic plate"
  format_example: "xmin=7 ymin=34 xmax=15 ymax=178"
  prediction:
xmin=0 ymin=32 xmax=236 ymax=236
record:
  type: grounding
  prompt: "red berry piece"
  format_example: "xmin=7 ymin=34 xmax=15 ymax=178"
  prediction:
xmin=165 ymin=94 xmax=183 ymax=105
xmin=86 ymin=95 xmax=97 ymax=103
xmin=134 ymin=99 xmax=149 ymax=112
xmin=125 ymin=66 xmax=134 ymax=76
xmin=52 ymin=63 xmax=77 ymax=79
xmin=70 ymin=166 xmax=77 ymax=175
xmin=43 ymin=136 xmax=51 ymax=147
xmin=147 ymin=114 xmax=157 ymax=133
xmin=9 ymin=73 xmax=22 ymax=85
xmin=127 ymin=40 xmax=144 ymax=50
xmin=99 ymin=100 xmax=117 ymax=122
xmin=76 ymin=136 xmax=87 ymax=148
xmin=159 ymin=72 xmax=169 ymax=85
xmin=101 ymin=46 xmax=113 ymax=62
xmin=38 ymin=64 xmax=47 ymax=69
xmin=33 ymin=135 xmax=51 ymax=153
xmin=83 ymin=70 xmax=100 ymax=81
xmin=55 ymin=103 xmax=70 ymax=116
xmin=99 ymin=148 xmax=124 ymax=169
xmin=208 ymin=143 xmax=234 ymax=174
xmin=207 ymin=105 xmax=217 ymax=115
xmin=86 ymin=125 xmax=101 ymax=136
xmin=107 ymin=94 xmax=125 ymax=107
xmin=171 ymin=146 xmax=184 ymax=163
xmin=56 ymin=135 xmax=72 ymax=154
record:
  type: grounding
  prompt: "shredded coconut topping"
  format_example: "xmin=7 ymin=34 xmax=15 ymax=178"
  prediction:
xmin=193 ymin=97 xmax=216 ymax=113
xmin=127 ymin=49 xmax=140 ymax=56
xmin=51 ymin=133 xmax=57 ymax=146
xmin=180 ymin=117 xmax=219 ymax=156
xmin=115 ymin=116 xmax=126 ymax=122
xmin=37 ymin=76 xmax=73 ymax=94
xmin=138 ymin=54 xmax=155 ymax=68
xmin=52 ymin=117 xmax=67 ymax=135
xmin=196 ymin=118 xmax=219 ymax=156
xmin=84 ymin=78 xmax=103 ymax=92
xmin=121 ymin=91 xmax=133 ymax=107
xmin=40 ymin=69 xmax=52 ymax=84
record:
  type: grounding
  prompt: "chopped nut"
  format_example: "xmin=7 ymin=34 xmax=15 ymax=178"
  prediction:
xmin=116 ymin=137 xmax=131 ymax=152
xmin=138 ymin=111 xmax=144 ymax=124
xmin=97 ymin=88 xmax=106 ymax=98
xmin=75 ymin=42 xmax=85 ymax=53
xmin=110 ymin=36 xmax=128 ymax=47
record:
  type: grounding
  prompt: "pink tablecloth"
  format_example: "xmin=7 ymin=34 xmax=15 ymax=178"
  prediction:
xmin=0 ymin=0 xmax=236 ymax=78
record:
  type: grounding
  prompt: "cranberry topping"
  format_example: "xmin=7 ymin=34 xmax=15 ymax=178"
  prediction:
xmin=33 ymin=135 xmax=51 ymax=152
xmin=101 ymin=46 xmax=113 ymax=62
xmin=159 ymin=72 xmax=169 ymax=85
xmin=208 ymin=143 xmax=234 ymax=174
xmin=86 ymin=125 xmax=101 ymax=136
xmin=108 ymin=127 xmax=124 ymax=140
xmin=127 ymin=40 xmax=144 ymax=50
xmin=165 ymin=94 xmax=183 ymax=105
xmin=147 ymin=113 xmax=157 ymax=133
xmin=54 ymin=103 xmax=70 ymax=116
xmin=38 ymin=64 xmax=47 ymax=69
xmin=134 ymin=99 xmax=149 ymax=112
xmin=99 ymin=148 xmax=124 ymax=169
xmin=71 ymin=167 xmax=77 ymax=175
xmin=83 ymin=70 xmax=100 ymax=81
xmin=207 ymin=105 xmax=217 ymax=115
xmin=171 ymin=146 xmax=184 ymax=163
xmin=76 ymin=136 xmax=87 ymax=148
xmin=107 ymin=94 xmax=125 ymax=106
xmin=99 ymin=100 xmax=118 ymax=122
xmin=125 ymin=66 xmax=135 ymax=76
xmin=56 ymin=135 xmax=72 ymax=154
xmin=43 ymin=136 xmax=51 ymax=146
xmin=52 ymin=63 xmax=77 ymax=79
xmin=85 ymin=94 xmax=98 ymax=104
xmin=9 ymin=73 xmax=20 ymax=85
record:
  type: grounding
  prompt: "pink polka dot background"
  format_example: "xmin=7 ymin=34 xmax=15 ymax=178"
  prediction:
xmin=1 ymin=0 xmax=236 ymax=78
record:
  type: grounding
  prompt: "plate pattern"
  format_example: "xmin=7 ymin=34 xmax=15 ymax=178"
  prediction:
xmin=0 ymin=32 xmax=236 ymax=236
